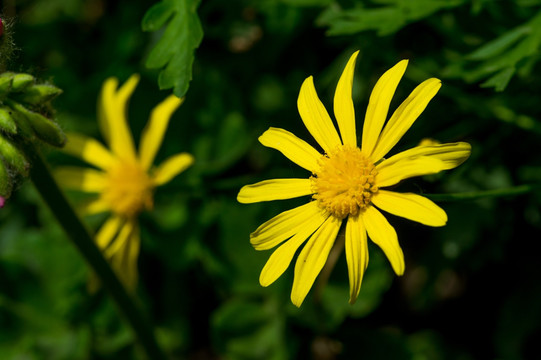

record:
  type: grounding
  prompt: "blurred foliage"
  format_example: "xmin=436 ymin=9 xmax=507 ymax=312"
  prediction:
xmin=317 ymin=0 xmax=465 ymax=36
xmin=445 ymin=8 xmax=541 ymax=91
xmin=0 ymin=0 xmax=540 ymax=359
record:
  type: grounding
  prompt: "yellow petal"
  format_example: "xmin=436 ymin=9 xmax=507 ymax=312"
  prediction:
xmin=152 ymin=152 xmax=194 ymax=186
xmin=105 ymin=220 xmax=135 ymax=258
xmin=95 ymin=215 xmax=124 ymax=250
xmin=297 ymin=76 xmax=342 ymax=153
xmin=371 ymin=78 xmax=442 ymax=161
xmin=117 ymin=223 xmax=140 ymax=293
xmin=97 ymin=77 xmax=117 ymax=143
xmin=238 ymin=178 xmax=313 ymax=203
xmin=372 ymin=190 xmax=447 ymax=227
xmin=345 ymin=214 xmax=369 ymax=304
xmin=63 ymin=133 xmax=117 ymax=170
xmin=383 ymin=142 xmax=471 ymax=170
xmin=78 ymin=198 xmax=110 ymax=216
xmin=98 ymin=75 xmax=138 ymax=161
xmin=259 ymin=211 xmax=329 ymax=287
xmin=362 ymin=206 xmax=404 ymax=275
xmin=376 ymin=156 xmax=446 ymax=188
xmin=250 ymin=201 xmax=325 ymax=250
xmin=362 ymin=60 xmax=408 ymax=157
xmin=139 ymin=95 xmax=184 ymax=170
xmin=291 ymin=215 xmax=342 ymax=307
xmin=334 ymin=51 xmax=359 ymax=147
xmin=55 ymin=167 xmax=107 ymax=192
xmin=116 ymin=75 xmax=141 ymax=111
xmin=258 ymin=127 xmax=321 ymax=172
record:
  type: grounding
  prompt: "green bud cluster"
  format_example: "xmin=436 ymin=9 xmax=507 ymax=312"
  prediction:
xmin=0 ymin=71 xmax=65 ymax=199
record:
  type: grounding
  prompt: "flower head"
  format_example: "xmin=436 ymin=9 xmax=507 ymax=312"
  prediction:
xmin=57 ymin=75 xmax=194 ymax=291
xmin=238 ymin=52 xmax=471 ymax=307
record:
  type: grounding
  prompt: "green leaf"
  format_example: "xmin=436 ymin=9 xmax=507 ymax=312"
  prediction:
xmin=142 ymin=2 xmax=175 ymax=32
xmin=466 ymin=26 xmax=530 ymax=61
xmin=142 ymin=0 xmax=203 ymax=97
xmin=448 ymin=9 xmax=541 ymax=91
xmin=317 ymin=0 xmax=465 ymax=36
xmin=317 ymin=6 xmax=403 ymax=36
xmin=480 ymin=67 xmax=515 ymax=91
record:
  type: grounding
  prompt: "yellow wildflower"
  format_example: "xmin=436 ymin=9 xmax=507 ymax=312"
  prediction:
xmin=238 ymin=52 xmax=471 ymax=307
xmin=57 ymin=75 xmax=194 ymax=291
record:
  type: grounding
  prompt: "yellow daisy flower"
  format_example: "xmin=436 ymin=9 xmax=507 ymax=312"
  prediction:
xmin=56 ymin=74 xmax=194 ymax=292
xmin=238 ymin=51 xmax=471 ymax=307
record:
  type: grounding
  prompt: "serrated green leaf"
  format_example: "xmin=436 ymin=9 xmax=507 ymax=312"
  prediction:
xmin=142 ymin=2 xmax=175 ymax=32
xmin=142 ymin=0 xmax=203 ymax=98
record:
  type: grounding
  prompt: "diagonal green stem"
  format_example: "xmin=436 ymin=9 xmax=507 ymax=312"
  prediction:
xmin=21 ymin=141 xmax=167 ymax=360
xmin=425 ymin=184 xmax=540 ymax=202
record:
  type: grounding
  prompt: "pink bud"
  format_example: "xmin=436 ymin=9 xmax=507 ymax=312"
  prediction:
xmin=0 ymin=18 xmax=3 ymax=37
xmin=0 ymin=197 xmax=4 ymax=208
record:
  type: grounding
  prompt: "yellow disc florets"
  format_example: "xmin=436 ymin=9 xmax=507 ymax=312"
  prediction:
xmin=311 ymin=145 xmax=378 ymax=219
xmin=101 ymin=161 xmax=154 ymax=218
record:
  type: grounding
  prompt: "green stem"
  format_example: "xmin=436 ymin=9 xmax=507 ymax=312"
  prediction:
xmin=425 ymin=184 xmax=540 ymax=202
xmin=21 ymin=141 xmax=167 ymax=360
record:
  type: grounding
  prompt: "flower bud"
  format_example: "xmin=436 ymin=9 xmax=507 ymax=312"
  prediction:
xmin=13 ymin=84 xmax=62 ymax=105
xmin=0 ymin=133 xmax=29 ymax=176
xmin=7 ymin=106 xmax=34 ymax=138
xmin=0 ymin=107 xmax=17 ymax=134
xmin=8 ymin=101 xmax=66 ymax=147
xmin=0 ymin=72 xmax=14 ymax=97
xmin=11 ymin=73 xmax=35 ymax=92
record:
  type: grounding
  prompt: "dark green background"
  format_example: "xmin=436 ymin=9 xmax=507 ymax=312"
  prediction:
xmin=0 ymin=0 xmax=540 ymax=359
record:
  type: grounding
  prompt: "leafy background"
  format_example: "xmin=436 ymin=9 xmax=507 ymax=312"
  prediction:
xmin=1 ymin=0 xmax=541 ymax=359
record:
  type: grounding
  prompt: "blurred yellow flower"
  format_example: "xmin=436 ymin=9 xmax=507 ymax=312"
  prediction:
xmin=238 ymin=51 xmax=471 ymax=307
xmin=57 ymin=75 xmax=193 ymax=292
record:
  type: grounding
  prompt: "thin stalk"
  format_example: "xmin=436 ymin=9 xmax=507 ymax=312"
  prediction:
xmin=425 ymin=184 xmax=540 ymax=202
xmin=21 ymin=141 xmax=167 ymax=360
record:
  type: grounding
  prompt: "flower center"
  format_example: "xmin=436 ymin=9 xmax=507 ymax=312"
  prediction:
xmin=101 ymin=161 xmax=154 ymax=218
xmin=311 ymin=146 xmax=378 ymax=219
